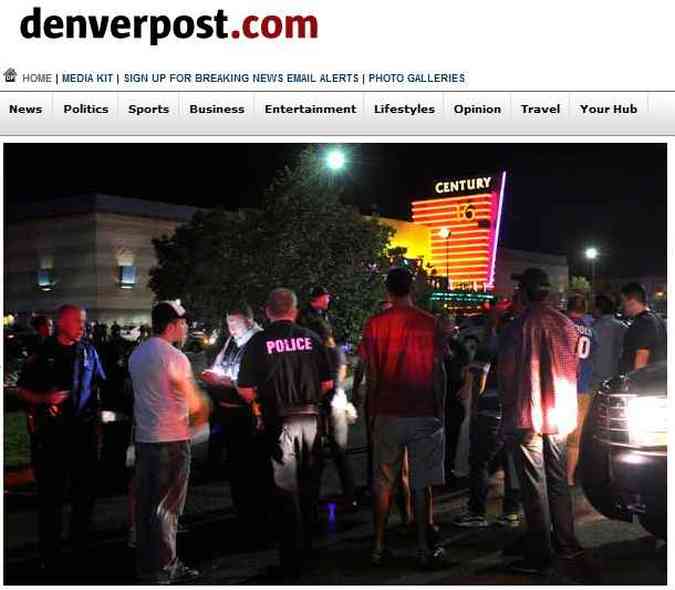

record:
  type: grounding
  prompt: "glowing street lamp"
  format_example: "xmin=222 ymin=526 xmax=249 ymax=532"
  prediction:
xmin=585 ymin=247 xmax=599 ymax=296
xmin=439 ymin=227 xmax=451 ymax=289
xmin=325 ymin=148 xmax=346 ymax=172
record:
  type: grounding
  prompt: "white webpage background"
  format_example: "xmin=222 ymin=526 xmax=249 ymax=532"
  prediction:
xmin=0 ymin=0 xmax=674 ymax=91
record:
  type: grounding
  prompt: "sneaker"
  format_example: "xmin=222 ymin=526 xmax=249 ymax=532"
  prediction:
xmin=371 ymin=546 xmax=394 ymax=566
xmin=127 ymin=527 xmax=136 ymax=549
xmin=507 ymin=559 xmax=552 ymax=575
xmin=452 ymin=512 xmax=489 ymax=528
xmin=170 ymin=561 xmax=200 ymax=583
xmin=495 ymin=512 xmax=520 ymax=528
xmin=418 ymin=546 xmax=448 ymax=570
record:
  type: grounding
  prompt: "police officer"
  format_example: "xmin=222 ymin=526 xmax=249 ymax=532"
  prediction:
xmin=17 ymin=304 xmax=106 ymax=574
xmin=298 ymin=286 xmax=332 ymax=334
xmin=237 ymin=288 xmax=333 ymax=580
xmin=200 ymin=303 xmax=270 ymax=535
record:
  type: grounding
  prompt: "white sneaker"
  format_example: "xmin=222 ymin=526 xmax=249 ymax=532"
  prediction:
xmin=495 ymin=512 xmax=520 ymax=528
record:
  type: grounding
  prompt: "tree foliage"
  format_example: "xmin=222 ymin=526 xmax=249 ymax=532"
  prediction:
xmin=569 ymin=275 xmax=592 ymax=294
xmin=149 ymin=146 xmax=395 ymax=344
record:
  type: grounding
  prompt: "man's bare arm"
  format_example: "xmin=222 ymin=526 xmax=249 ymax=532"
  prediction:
xmin=17 ymin=387 xmax=69 ymax=406
xmin=171 ymin=372 xmax=210 ymax=427
xmin=237 ymin=386 xmax=257 ymax=405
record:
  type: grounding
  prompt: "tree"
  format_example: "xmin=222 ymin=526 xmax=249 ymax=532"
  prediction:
xmin=149 ymin=146 xmax=394 ymax=345
xmin=569 ymin=275 xmax=591 ymax=294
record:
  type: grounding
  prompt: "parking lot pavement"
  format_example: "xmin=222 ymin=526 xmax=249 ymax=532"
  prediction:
xmin=4 ymin=444 xmax=667 ymax=586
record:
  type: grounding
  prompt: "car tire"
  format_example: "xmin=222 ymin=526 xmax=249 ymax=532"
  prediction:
xmin=639 ymin=514 xmax=667 ymax=540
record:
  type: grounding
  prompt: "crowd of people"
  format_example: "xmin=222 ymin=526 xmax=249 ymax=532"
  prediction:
xmin=14 ymin=268 xmax=666 ymax=582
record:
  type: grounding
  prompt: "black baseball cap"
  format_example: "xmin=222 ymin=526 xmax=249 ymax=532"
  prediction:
xmin=151 ymin=300 xmax=190 ymax=326
xmin=511 ymin=268 xmax=552 ymax=289
xmin=310 ymin=286 xmax=330 ymax=299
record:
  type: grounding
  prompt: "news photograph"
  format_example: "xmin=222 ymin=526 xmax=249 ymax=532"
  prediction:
xmin=2 ymin=142 xmax=667 ymax=585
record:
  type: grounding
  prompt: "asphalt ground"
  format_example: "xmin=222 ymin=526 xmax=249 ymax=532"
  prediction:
xmin=3 ymin=441 xmax=667 ymax=585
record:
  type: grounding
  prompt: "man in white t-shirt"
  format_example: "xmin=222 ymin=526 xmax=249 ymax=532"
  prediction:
xmin=129 ymin=301 xmax=209 ymax=584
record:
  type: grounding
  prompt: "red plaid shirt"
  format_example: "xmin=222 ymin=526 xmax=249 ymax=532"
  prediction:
xmin=499 ymin=303 xmax=580 ymax=436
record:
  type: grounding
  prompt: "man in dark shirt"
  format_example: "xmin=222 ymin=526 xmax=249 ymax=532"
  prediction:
xmin=17 ymin=304 xmax=106 ymax=573
xmin=620 ymin=282 xmax=667 ymax=373
xmin=200 ymin=303 xmax=267 ymax=533
xmin=438 ymin=313 xmax=470 ymax=486
xmin=237 ymin=288 xmax=333 ymax=580
xmin=298 ymin=285 xmax=332 ymax=334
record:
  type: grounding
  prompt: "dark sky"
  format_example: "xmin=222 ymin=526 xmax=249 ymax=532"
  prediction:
xmin=3 ymin=143 xmax=667 ymax=277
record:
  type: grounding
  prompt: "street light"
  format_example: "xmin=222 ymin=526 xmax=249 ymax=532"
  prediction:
xmin=325 ymin=148 xmax=346 ymax=172
xmin=439 ymin=227 xmax=451 ymax=290
xmin=585 ymin=247 xmax=599 ymax=297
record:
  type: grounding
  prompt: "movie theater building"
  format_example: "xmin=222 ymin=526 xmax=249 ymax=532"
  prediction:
xmin=5 ymin=187 xmax=569 ymax=325
xmin=5 ymin=194 xmax=200 ymax=325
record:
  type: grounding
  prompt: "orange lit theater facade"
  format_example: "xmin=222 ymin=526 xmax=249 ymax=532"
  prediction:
xmin=377 ymin=172 xmax=569 ymax=312
xmin=412 ymin=173 xmax=506 ymax=290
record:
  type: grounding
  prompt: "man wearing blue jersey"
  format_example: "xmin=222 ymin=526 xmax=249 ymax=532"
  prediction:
xmin=565 ymin=294 xmax=596 ymax=486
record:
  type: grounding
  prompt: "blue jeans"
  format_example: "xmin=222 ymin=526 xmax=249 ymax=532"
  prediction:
xmin=135 ymin=441 xmax=191 ymax=582
xmin=511 ymin=431 xmax=581 ymax=565
xmin=468 ymin=415 xmax=520 ymax=516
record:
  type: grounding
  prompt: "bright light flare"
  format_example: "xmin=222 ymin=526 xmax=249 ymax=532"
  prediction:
xmin=585 ymin=247 xmax=599 ymax=260
xmin=439 ymin=227 xmax=450 ymax=239
xmin=325 ymin=148 xmax=346 ymax=171
xmin=626 ymin=396 xmax=668 ymax=447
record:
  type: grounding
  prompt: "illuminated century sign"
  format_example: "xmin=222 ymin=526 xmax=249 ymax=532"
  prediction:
xmin=412 ymin=172 xmax=507 ymax=290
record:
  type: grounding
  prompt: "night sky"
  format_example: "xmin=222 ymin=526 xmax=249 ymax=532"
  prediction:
xmin=3 ymin=143 xmax=667 ymax=278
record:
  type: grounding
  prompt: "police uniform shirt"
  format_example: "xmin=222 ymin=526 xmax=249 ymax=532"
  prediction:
xmin=237 ymin=320 xmax=332 ymax=423
xmin=298 ymin=305 xmax=331 ymax=333
xmin=17 ymin=336 xmax=106 ymax=420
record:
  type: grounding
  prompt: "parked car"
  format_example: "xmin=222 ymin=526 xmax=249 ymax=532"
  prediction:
xmin=120 ymin=324 xmax=141 ymax=342
xmin=579 ymin=361 xmax=667 ymax=539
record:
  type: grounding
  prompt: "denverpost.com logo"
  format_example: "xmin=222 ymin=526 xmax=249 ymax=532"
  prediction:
xmin=20 ymin=7 xmax=318 ymax=46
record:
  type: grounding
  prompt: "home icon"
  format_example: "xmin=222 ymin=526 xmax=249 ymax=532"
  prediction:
xmin=4 ymin=68 xmax=17 ymax=83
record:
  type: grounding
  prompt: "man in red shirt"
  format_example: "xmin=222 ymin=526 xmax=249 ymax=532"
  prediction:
xmin=499 ymin=268 xmax=584 ymax=575
xmin=357 ymin=268 xmax=446 ymax=570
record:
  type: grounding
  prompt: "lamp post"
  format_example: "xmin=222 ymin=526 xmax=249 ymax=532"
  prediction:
xmin=585 ymin=247 xmax=598 ymax=299
xmin=439 ymin=227 xmax=451 ymax=290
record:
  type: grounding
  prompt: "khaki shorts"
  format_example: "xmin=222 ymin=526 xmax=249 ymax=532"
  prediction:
xmin=373 ymin=416 xmax=444 ymax=492
xmin=567 ymin=393 xmax=592 ymax=449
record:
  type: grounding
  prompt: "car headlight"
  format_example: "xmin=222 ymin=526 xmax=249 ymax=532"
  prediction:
xmin=626 ymin=396 xmax=668 ymax=447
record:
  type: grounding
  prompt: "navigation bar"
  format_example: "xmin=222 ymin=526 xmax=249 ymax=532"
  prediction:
xmin=1 ymin=91 xmax=674 ymax=134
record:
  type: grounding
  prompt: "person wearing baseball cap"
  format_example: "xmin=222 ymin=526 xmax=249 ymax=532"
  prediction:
xmin=498 ymin=269 xmax=584 ymax=574
xmin=298 ymin=286 xmax=332 ymax=335
xmin=128 ymin=300 xmax=209 ymax=583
